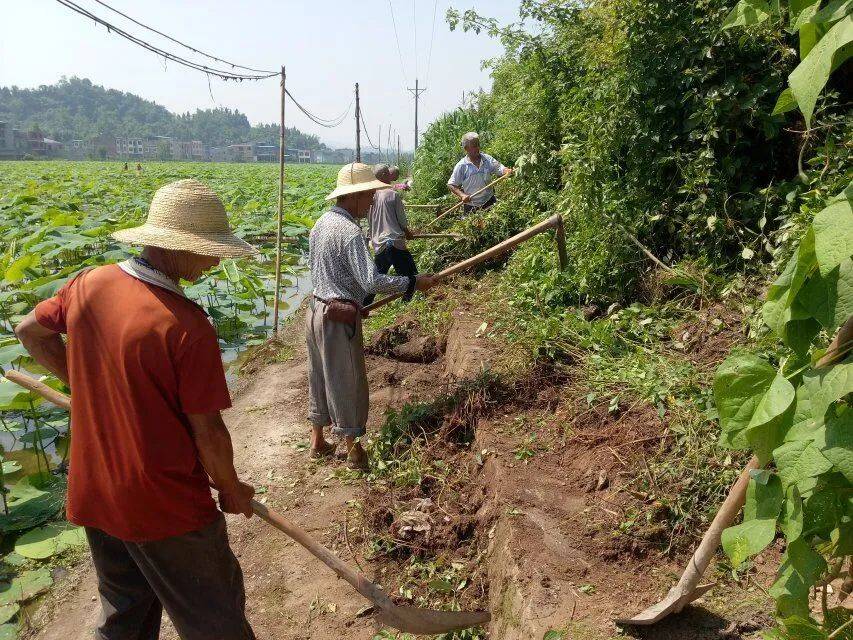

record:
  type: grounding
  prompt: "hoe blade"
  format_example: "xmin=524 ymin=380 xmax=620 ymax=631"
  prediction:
xmin=377 ymin=603 xmax=490 ymax=635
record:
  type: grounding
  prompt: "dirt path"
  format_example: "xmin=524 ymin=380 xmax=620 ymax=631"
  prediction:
xmin=27 ymin=336 xmax=445 ymax=640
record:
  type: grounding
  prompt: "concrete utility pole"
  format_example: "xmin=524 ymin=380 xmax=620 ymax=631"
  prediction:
xmin=397 ymin=135 xmax=401 ymax=167
xmin=407 ymin=78 xmax=427 ymax=151
xmin=273 ymin=65 xmax=286 ymax=334
xmin=355 ymin=83 xmax=361 ymax=162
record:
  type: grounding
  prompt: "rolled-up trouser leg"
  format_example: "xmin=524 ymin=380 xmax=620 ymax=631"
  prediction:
xmin=124 ymin=514 xmax=255 ymax=640
xmin=310 ymin=301 xmax=369 ymax=438
xmin=306 ymin=300 xmax=331 ymax=428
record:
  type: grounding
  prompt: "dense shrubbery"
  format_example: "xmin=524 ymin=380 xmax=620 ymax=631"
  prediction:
xmin=411 ymin=0 xmax=849 ymax=307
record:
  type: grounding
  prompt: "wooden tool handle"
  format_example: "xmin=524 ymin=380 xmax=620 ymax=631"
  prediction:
xmin=365 ymin=214 xmax=564 ymax=312
xmin=6 ymin=373 xmax=396 ymax=611
xmin=250 ymin=499 xmax=394 ymax=607
xmin=427 ymin=172 xmax=511 ymax=229
xmin=4 ymin=370 xmax=71 ymax=410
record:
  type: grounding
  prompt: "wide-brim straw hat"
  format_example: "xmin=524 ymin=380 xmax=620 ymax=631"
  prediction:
xmin=112 ymin=179 xmax=257 ymax=258
xmin=325 ymin=162 xmax=391 ymax=201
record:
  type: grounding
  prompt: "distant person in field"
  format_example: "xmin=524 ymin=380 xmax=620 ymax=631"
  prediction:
xmin=15 ymin=180 xmax=257 ymax=640
xmin=363 ymin=163 xmax=421 ymax=306
xmin=123 ymin=162 xmax=128 ymax=171
xmin=136 ymin=162 xmax=142 ymax=172
xmin=447 ymin=132 xmax=512 ymax=213
xmin=307 ymin=163 xmax=435 ymax=469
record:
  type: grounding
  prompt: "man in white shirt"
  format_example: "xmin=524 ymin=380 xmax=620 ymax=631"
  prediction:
xmin=447 ymin=132 xmax=512 ymax=213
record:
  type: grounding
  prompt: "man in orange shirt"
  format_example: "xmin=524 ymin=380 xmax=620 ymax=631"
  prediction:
xmin=15 ymin=179 xmax=257 ymax=640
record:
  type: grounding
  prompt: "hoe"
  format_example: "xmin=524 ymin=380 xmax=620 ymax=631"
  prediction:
xmin=4 ymin=370 xmax=489 ymax=635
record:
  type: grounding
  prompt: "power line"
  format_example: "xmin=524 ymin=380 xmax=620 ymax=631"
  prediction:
xmin=426 ymin=0 xmax=439 ymax=86
xmin=359 ymin=110 xmax=379 ymax=150
xmin=90 ymin=0 xmax=277 ymax=74
xmin=388 ymin=0 xmax=408 ymax=85
xmin=286 ymin=90 xmax=353 ymax=128
xmin=54 ymin=0 xmax=278 ymax=80
xmin=413 ymin=0 xmax=418 ymax=81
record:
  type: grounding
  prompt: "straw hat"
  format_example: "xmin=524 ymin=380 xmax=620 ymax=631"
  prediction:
xmin=112 ymin=179 xmax=257 ymax=258
xmin=325 ymin=163 xmax=391 ymax=201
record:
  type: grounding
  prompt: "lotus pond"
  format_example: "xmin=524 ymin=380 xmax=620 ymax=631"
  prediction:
xmin=0 ymin=160 xmax=338 ymax=635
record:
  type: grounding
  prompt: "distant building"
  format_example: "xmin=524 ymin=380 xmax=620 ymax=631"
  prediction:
xmin=115 ymin=137 xmax=144 ymax=158
xmin=227 ymin=143 xmax=254 ymax=162
xmin=0 ymin=122 xmax=17 ymax=159
xmin=253 ymin=142 xmax=278 ymax=162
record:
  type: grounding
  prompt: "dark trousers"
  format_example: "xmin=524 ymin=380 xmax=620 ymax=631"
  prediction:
xmin=364 ymin=246 xmax=418 ymax=306
xmin=463 ymin=194 xmax=497 ymax=214
xmin=86 ymin=514 xmax=255 ymax=640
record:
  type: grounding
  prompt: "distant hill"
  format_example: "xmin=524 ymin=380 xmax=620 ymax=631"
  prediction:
xmin=0 ymin=77 xmax=326 ymax=149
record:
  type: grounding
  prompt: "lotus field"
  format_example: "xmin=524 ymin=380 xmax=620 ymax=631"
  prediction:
xmin=0 ymin=160 xmax=335 ymax=629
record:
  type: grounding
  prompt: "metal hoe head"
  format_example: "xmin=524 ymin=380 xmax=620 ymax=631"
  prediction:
xmin=377 ymin=602 xmax=490 ymax=635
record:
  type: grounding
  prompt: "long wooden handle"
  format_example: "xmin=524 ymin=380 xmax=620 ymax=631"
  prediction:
xmin=426 ymin=172 xmax=511 ymax=229
xmin=365 ymin=214 xmax=564 ymax=312
xmin=250 ymin=499 xmax=394 ymax=607
xmin=4 ymin=370 xmax=71 ymax=410
xmin=5 ymin=371 xmax=396 ymax=610
xmin=411 ymin=233 xmax=463 ymax=240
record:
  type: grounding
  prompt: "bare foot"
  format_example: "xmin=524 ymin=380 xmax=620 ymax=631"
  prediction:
xmin=346 ymin=443 xmax=369 ymax=471
xmin=310 ymin=439 xmax=336 ymax=459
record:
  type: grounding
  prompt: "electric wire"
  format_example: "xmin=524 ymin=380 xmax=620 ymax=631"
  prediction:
xmin=388 ymin=0 xmax=408 ymax=85
xmin=413 ymin=0 xmax=418 ymax=81
xmin=426 ymin=0 xmax=438 ymax=86
xmin=359 ymin=110 xmax=379 ymax=150
xmin=90 ymin=0 xmax=277 ymax=74
xmin=54 ymin=0 xmax=279 ymax=80
xmin=286 ymin=90 xmax=353 ymax=128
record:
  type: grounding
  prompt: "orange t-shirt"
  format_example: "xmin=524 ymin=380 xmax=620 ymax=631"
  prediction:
xmin=35 ymin=265 xmax=230 ymax=542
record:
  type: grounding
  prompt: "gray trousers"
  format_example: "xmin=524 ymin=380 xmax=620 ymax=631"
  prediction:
xmin=86 ymin=514 xmax=255 ymax=640
xmin=306 ymin=299 xmax=369 ymax=438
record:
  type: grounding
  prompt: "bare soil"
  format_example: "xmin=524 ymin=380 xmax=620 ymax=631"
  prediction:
xmin=25 ymin=304 xmax=773 ymax=639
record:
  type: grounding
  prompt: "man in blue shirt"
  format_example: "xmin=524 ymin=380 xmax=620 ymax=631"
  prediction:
xmin=447 ymin=132 xmax=512 ymax=213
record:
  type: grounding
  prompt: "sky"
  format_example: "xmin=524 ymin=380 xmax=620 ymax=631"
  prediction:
xmin=0 ymin=0 xmax=521 ymax=150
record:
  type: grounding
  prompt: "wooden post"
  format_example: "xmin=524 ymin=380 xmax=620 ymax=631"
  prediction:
xmin=355 ymin=83 xmax=361 ymax=162
xmin=272 ymin=66 xmax=286 ymax=334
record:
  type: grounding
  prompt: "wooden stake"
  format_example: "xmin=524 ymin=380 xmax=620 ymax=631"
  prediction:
xmin=272 ymin=66 xmax=286 ymax=334
xmin=355 ymin=83 xmax=361 ymax=163
xmin=366 ymin=214 xmax=565 ymax=312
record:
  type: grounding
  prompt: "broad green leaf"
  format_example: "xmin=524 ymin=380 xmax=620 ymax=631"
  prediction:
xmin=770 ymin=538 xmax=827 ymax=618
xmin=0 ymin=475 xmax=65 ymax=533
xmin=789 ymin=15 xmax=853 ymax=127
xmin=773 ymin=439 xmax=833 ymax=488
xmin=221 ymin=260 xmax=240 ymax=283
xmin=722 ymin=518 xmax=777 ymax=567
xmin=801 ymin=360 xmax=853 ymax=424
xmin=15 ymin=523 xmax=86 ymax=559
xmin=804 ymin=487 xmax=840 ymax=534
xmin=722 ymin=0 xmax=773 ymax=29
xmin=714 ymin=355 xmax=777 ymax=449
xmin=821 ymin=411 xmax=853 ymax=481
xmin=798 ymin=258 xmax=853 ymax=331
xmin=771 ymin=88 xmax=799 ymax=115
xmin=745 ymin=373 xmax=796 ymax=462
xmin=789 ymin=0 xmax=823 ymax=32
xmin=780 ymin=487 xmax=804 ymax=542
xmin=0 ymin=604 xmax=17 ymax=625
xmin=0 ymin=568 xmax=53 ymax=605
xmin=744 ymin=471 xmax=784 ymax=520
xmin=0 ymin=343 xmax=29 ymax=369
xmin=793 ymin=0 xmax=853 ymax=30
xmin=0 ymin=623 xmax=15 ymax=640
xmin=779 ymin=617 xmax=828 ymax=640
xmin=813 ymin=192 xmax=853 ymax=277
xmin=543 ymin=632 xmax=564 ymax=640
xmin=0 ymin=461 xmax=21 ymax=475
xmin=3 ymin=254 xmax=40 ymax=284
xmin=0 ymin=380 xmax=34 ymax=412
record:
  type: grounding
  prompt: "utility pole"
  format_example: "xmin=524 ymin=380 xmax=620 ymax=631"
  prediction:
xmin=273 ymin=65 xmax=286 ymax=334
xmin=355 ymin=82 xmax=361 ymax=162
xmin=397 ymin=135 xmax=401 ymax=167
xmin=378 ymin=124 xmax=382 ymax=162
xmin=407 ymin=78 xmax=427 ymax=151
